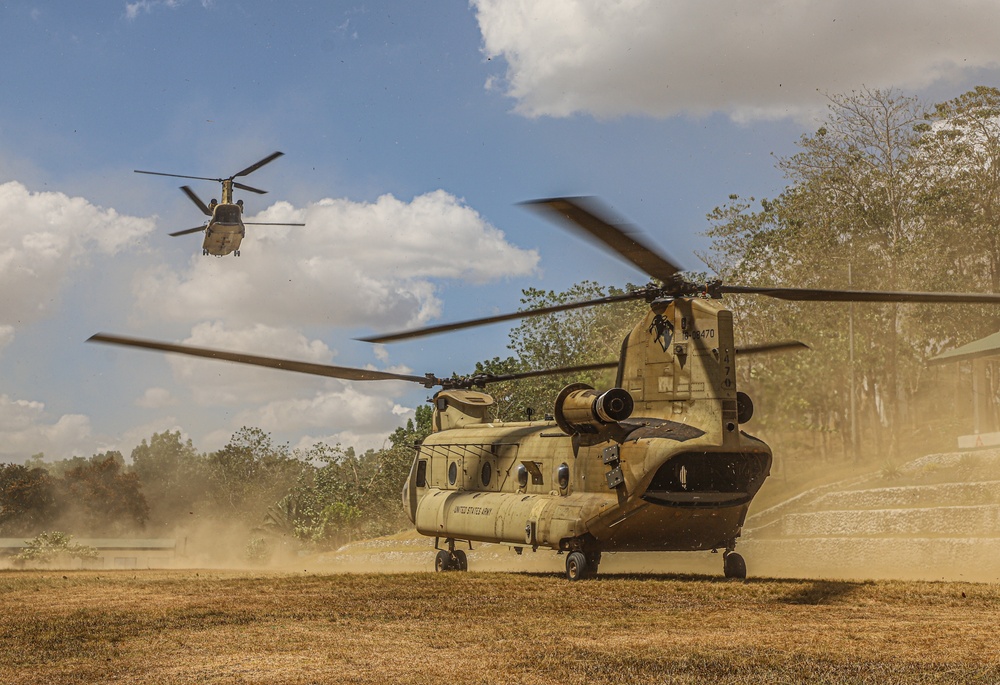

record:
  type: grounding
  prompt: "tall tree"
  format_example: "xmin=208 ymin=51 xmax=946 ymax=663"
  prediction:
xmin=131 ymin=431 xmax=210 ymax=531
xmin=207 ymin=427 xmax=304 ymax=526
xmin=0 ymin=464 xmax=60 ymax=535
xmin=60 ymin=454 xmax=150 ymax=535
xmin=476 ymin=281 xmax=645 ymax=421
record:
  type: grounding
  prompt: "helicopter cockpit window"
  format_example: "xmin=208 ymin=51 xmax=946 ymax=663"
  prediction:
xmin=481 ymin=462 xmax=491 ymax=487
xmin=215 ymin=205 xmax=241 ymax=223
xmin=448 ymin=461 xmax=458 ymax=486
xmin=415 ymin=460 xmax=427 ymax=488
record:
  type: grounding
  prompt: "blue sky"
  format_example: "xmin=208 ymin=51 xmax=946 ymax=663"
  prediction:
xmin=1 ymin=0 xmax=999 ymax=460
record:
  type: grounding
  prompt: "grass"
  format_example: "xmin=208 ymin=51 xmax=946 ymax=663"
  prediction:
xmin=1 ymin=569 xmax=998 ymax=684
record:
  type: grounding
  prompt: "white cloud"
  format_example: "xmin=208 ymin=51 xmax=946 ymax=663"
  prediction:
xmin=132 ymin=190 xmax=539 ymax=330
xmin=136 ymin=387 xmax=177 ymax=409
xmin=0 ymin=394 xmax=93 ymax=459
xmin=473 ymin=0 xmax=1000 ymax=121
xmin=0 ymin=325 xmax=14 ymax=353
xmin=0 ymin=181 xmax=154 ymax=328
xmin=166 ymin=321 xmax=342 ymax=406
xmin=124 ymin=0 xmax=196 ymax=21
xmin=234 ymin=384 xmax=409 ymax=435
xmin=290 ymin=429 xmax=406 ymax=456
xmin=152 ymin=321 xmax=423 ymax=450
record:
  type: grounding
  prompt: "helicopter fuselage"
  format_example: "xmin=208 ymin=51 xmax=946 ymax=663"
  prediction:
xmin=403 ymin=298 xmax=772 ymax=570
xmin=201 ymin=202 xmax=245 ymax=257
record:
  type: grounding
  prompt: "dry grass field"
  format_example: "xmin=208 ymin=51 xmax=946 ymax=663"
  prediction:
xmin=1 ymin=569 xmax=998 ymax=684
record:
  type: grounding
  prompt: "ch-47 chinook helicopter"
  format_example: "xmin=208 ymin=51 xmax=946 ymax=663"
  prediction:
xmin=135 ymin=151 xmax=305 ymax=257
xmin=89 ymin=196 xmax=1000 ymax=580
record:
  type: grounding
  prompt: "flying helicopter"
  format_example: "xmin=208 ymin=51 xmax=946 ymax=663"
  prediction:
xmin=88 ymin=196 xmax=1000 ymax=580
xmin=135 ymin=151 xmax=305 ymax=257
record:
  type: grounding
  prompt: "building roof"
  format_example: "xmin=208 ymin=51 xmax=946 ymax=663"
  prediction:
xmin=929 ymin=331 xmax=1000 ymax=365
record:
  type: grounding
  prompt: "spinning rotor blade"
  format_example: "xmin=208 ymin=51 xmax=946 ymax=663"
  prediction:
xmin=735 ymin=340 xmax=810 ymax=356
xmin=135 ymin=169 xmax=220 ymax=183
xmin=169 ymin=225 xmax=207 ymax=237
xmin=358 ymin=289 xmax=650 ymax=344
xmin=717 ymin=284 xmax=1000 ymax=304
xmin=233 ymin=182 xmax=268 ymax=195
xmin=89 ymin=334 xmax=619 ymax=391
xmin=475 ymin=361 xmax=619 ymax=385
xmin=180 ymin=185 xmax=212 ymax=216
xmin=243 ymin=222 xmax=307 ymax=226
xmin=88 ymin=333 xmax=431 ymax=385
xmin=232 ymin=151 xmax=284 ymax=179
xmin=524 ymin=197 xmax=683 ymax=284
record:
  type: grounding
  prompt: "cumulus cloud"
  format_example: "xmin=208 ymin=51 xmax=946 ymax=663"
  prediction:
xmin=150 ymin=321 xmax=424 ymax=447
xmin=0 ymin=394 xmax=93 ymax=459
xmin=136 ymin=387 xmax=177 ymax=409
xmin=132 ymin=190 xmax=539 ymax=330
xmin=473 ymin=0 xmax=1000 ymax=121
xmin=165 ymin=321 xmax=343 ymax=406
xmin=124 ymin=0 xmax=208 ymax=21
xmin=0 ymin=181 xmax=154 ymax=334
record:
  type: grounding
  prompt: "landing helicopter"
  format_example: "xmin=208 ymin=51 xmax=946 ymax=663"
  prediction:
xmin=135 ymin=151 xmax=305 ymax=257
xmin=88 ymin=197 xmax=1000 ymax=580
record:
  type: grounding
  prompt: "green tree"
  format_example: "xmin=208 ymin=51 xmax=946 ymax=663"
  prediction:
xmin=207 ymin=427 xmax=304 ymax=526
xmin=131 ymin=430 xmax=210 ymax=531
xmin=60 ymin=454 xmax=150 ymax=535
xmin=475 ymin=281 xmax=646 ymax=421
xmin=918 ymin=85 xmax=1000 ymax=329
xmin=702 ymin=86 xmax=1000 ymax=462
xmin=15 ymin=531 xmax=97 ymax=565
xmin=0 ymin=464 xmax=60 ymax=535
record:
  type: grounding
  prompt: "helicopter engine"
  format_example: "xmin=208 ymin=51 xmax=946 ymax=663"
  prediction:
xmin=553 ymin=383 xmax=634 ymax=436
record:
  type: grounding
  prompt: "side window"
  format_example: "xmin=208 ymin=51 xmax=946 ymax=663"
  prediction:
xmin=416 ymin=460 xmax=427 ymax=488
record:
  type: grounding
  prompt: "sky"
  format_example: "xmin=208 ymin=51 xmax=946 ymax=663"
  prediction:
xmin=1 ymin=0 xmax=999 ymax=461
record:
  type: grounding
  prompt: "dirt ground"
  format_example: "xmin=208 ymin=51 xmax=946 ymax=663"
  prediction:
xmin=1 ymin=568 xmax=998 ymax=684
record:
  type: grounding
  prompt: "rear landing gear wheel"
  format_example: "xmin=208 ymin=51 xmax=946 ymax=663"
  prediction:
xmin=435 ymin=549 xmax=453 ymax=572
xmin=566 ymin=551 xmax=588 ymax=581
xmin=453 ymin=549 xmax=468 ymax=572
xmin=724 ymin=551 xmax=746 ymax=579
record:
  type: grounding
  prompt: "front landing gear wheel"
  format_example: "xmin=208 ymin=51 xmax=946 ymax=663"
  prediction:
xmin=453 ymin=549 xmax=468 ymax=572
xmin=723 ymin=551 xmax=746 ymax=579
xmin=566 ymin=551 xmax=588 ymax=581
xmin=435 ymin=550 xmax=453 ymax=572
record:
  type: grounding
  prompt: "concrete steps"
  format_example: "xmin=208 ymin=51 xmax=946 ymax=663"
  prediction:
xmin=739 ymin=449 xmax=1000 ymax=582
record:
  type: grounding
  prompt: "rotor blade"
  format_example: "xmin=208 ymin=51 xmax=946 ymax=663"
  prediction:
xmin=243 ymin=222 xmax=307 ymax=226
xmin=88 ymin=333 xmax=434 ymax=385
xmin=358 ymin=290 xmax=650 ymax=344
xmin=232 ymin=151 xmax=284 ymax=179
xmin=169 ymin=225 xmax=207 ymax=237
xmin=524 ymin=197 xmax=683 ymax=283
xmin=135 ymin=170 xmax=221 ymax=183
xmin=180 ymin=185 xmax=212 ymax=216
xmin=718 ymin=284 xmax=1000 ymax=304
xmin=736 ymin=340 xmax=811 ymax=356
xmin=233 ymin=182 xmax=268 ymax=195
xmin=481 ymin=361 xmax=619 ymax=384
